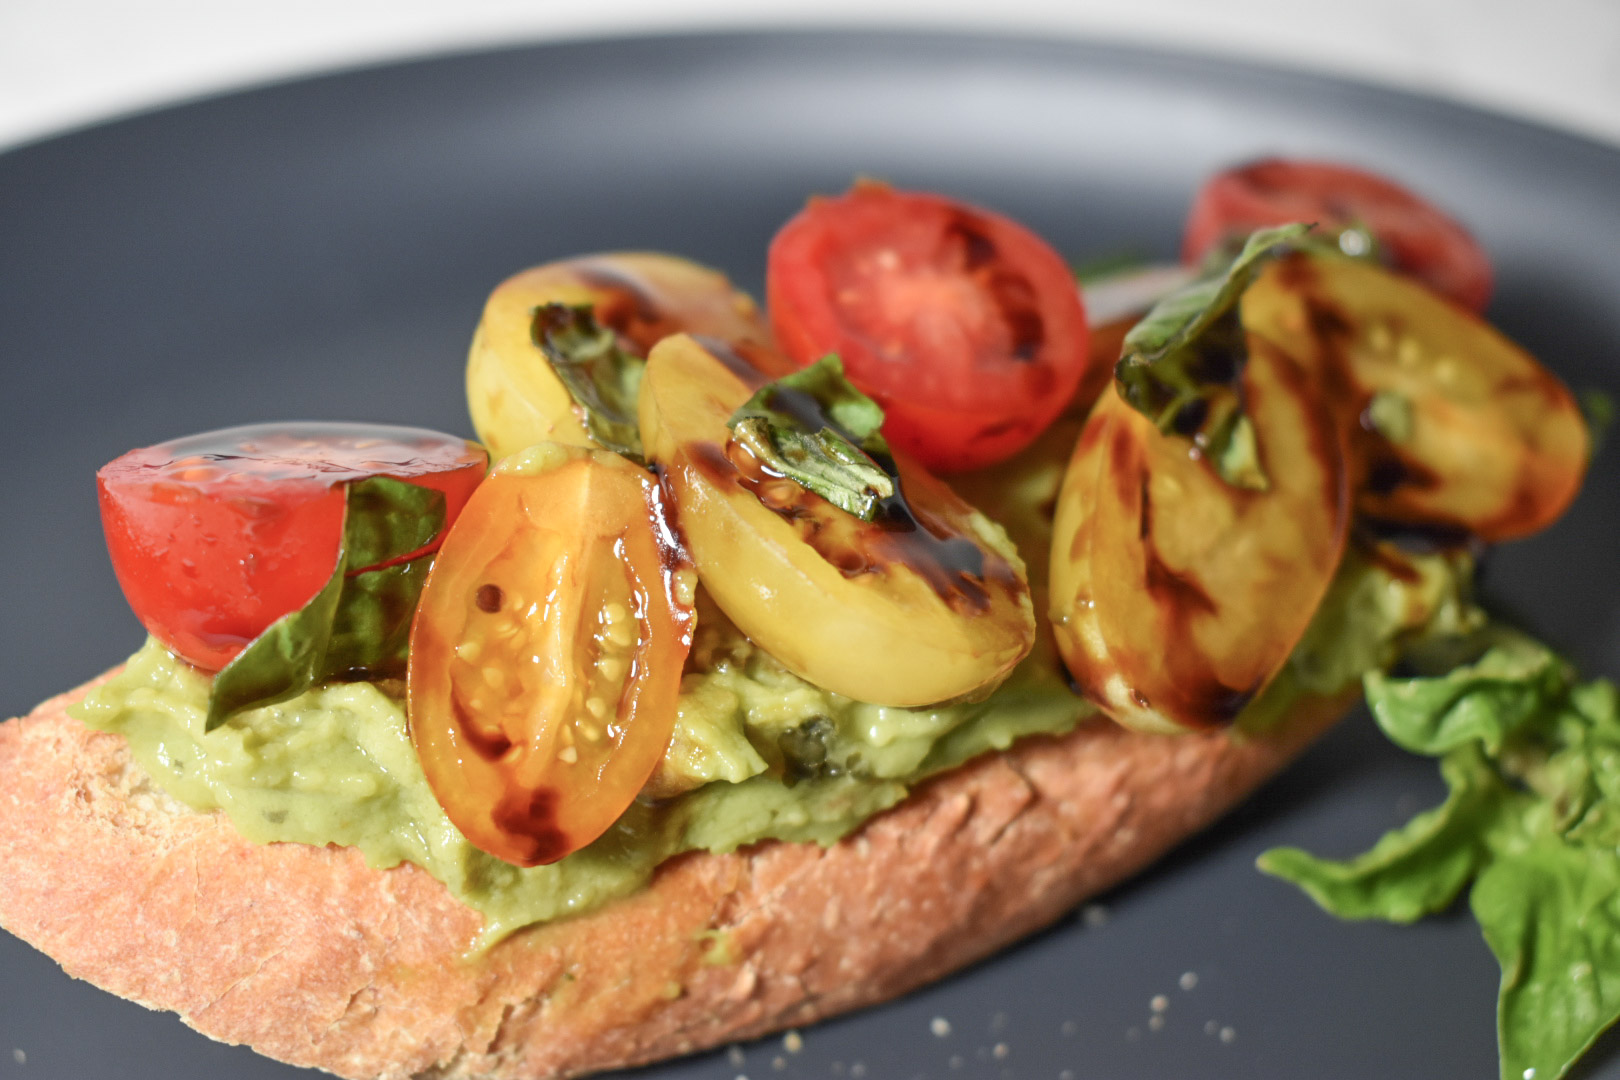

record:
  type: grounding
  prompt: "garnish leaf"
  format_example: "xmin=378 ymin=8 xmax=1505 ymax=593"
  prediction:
xmin=205 ymin=478 xmax=446 ymax=729
xmin=343 ymin=475 xmax=446 ymax=570
xmin=727 ymin=355 xmax=896 ymax=521
xmin=532 ymin=302 xmax=645 ymax=460
xmin=1115 ymin=222 xmax=1311 ymax=491
xmin=1262 ymin=637 xmax=1620 ymax=1080
xmin=1365 ymin=636 xmax=1569 ymax=756
xmin=323 ymin=555 xmax=433 ymax=679
xmin=205 ymin=557 xmax=346 ymax=731
xmin=1071 ymin=251 xmax=1148 ymax=286
xmin=1258 ymin=745 xmax=1497 ymax=923
xmin=1474 ymin=824 xmax=1620 ymax=1080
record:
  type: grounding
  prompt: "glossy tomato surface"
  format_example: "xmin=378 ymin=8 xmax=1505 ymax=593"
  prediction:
xmin=408 ymin=443 xmax=696 ymax=866
xmin=1182 ymin=157 xmax=1494 ymax=312
xmin=97 ymin=422 xmax=488 ymax=671
xmin=639 ymin=333 xmax=1035 ymax=708
xmin=767 ymin=182 xmax=1092 ymax=472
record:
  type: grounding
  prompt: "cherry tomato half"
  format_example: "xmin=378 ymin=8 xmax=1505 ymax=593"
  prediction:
xmin=467 ymin=252 xmax=780 ymax=462
xmin=407 ymin=444 xmax=696 ymax=866
xmin=97 ymin=422 xmax=488 ymax=671
xmin=1051 ymin=325 xmax=1349 ymax=734
xmin=767 ymin=182 xmax=1093 ymax=473
xmin=1182 ymin=158 xmax=1493 ymax=312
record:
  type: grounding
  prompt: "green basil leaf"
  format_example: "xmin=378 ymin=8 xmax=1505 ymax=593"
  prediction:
xmin=1115 ymin=222 xmax=1311 ymax=491
xmin=1264 ymin=628 xmax=1620 ymax=1080
xmin=727 ymin=354 xmax=896 ymax=521
xmin=1193 ymin=221 xmax=1380 ymax=276
xmin=343 ymin=475 xmax=446 ymax=570
xmin=1071 ymin=251 xmax=1148 ymax=286
xmin=205 ymin=478 xmax=444 ymax=729
xmin=205 ymin=555 xmax=347 ymax=730
xmin=532 ymin=302 xmax=645 ymax=460
xmin=1260 ymin=746 xmax=1503 ymax=923
xmin=1474 ymin=825 xmax=1620 ymax=1080
xmin=323 ymin=554 xmax=433 ymax=680
xmin=1365 ymin=636 xmax=1570 ymax=756
xmin=1546 ymin=679 xmax=1620 ymax=847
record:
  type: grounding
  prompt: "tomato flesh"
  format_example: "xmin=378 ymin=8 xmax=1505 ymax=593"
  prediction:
xmin=1182 ymin=158 xmax=1493 ymax=312
xmin=768 ymin=182 xmax=1092 ymax=472
xmin=407 ymin=444 xmax=695 ymax=866
xmin=639 ymin=333 xmax=1035 ymax=707
xmin=97 ymin=422 xmax=487 ymax=671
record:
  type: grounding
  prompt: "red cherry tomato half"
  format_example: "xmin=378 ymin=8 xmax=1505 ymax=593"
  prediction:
xmin=97 ymin=422 xmax=488 ymax=671
xmin=1182 ymin=158 xmax=1493 ymax=312
xmin=767 ymin=182 xmax=1092 ymax=473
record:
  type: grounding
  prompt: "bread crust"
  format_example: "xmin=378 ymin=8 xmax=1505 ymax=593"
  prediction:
xmin=0 ymin=673 xmax=1348 ymax=1080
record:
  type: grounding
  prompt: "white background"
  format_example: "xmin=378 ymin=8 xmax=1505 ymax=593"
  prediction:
xmin=4 ymin=0 xmax=1620 ymax=152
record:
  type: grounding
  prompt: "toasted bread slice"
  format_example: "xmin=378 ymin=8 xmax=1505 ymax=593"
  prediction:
xmin=0 ymin=675 xmax=1347 ymax=1080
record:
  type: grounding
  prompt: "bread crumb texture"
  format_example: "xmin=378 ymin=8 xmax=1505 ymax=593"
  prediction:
xmin=0 ymin=672 xmax=1344 ymax=1079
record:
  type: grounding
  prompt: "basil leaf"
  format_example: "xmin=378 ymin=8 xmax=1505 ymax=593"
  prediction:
xmin=323 ymin=555 xmax=433 ymax=680
xmin=1115 ymin=222 xmax=1311 ymax=491
xmin=1194 ymin=221 xmax=1380 ymax=276
xmin=727 ymin=355 xmax=896 ymax=521
xmin=1263 ymin=635 xmax=1620 ymax=1080
xmin=1366 ymin=636 xmax=1570 ymax=756
xmin=205 ymin=557 xmax=347 ymax=730
xmin=205 ymin=478 xmax=444 ymax=729
xmin=343 ymin=475 xmax=446 ymax=570
xmin=1259 ymin=746 xmax=1502 ymax=923
xmin=1475 ymin=826 xmax=1620 ymax=1080
xmin=532 ymin=302 xmax=645 ymax=460
xmin=1071 ymin=251 xmax=1148 ymax=286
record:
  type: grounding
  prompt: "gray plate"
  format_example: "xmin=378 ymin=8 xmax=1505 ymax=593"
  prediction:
xmin=2 ymin=30 xmax=1617 ymax=1080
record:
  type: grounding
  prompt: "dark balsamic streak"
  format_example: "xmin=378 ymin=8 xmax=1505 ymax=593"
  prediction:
xmin=691 ymin=334 xmax=771 ymax=390
xmin=453 ymin=693 xmax=512 ymax=760
xmin=493 ymin=786 xmax=569 ymax=865
xmin=687 ymin=437 xmax=1001 ymax=613
xmin=1356 ymin=515 xmax=1477 ymax=555
xmin=574 ymin=262 xmax=663 ymax=325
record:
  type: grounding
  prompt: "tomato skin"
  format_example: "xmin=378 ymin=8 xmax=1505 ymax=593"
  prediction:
xmin=1050 ymin=329 xmax=1349 ymax=734
xmin=1182 ymin=158 xmax=1493 ymax=312
xmin=1240 ymin=252 xmax=1588 ymax=540
xmin=467 ymin=252 xmax=780 ymax=462
xmin=767 ymin=183 xmax=1092 ymax=473
xmin=407 ymin=444 xmax=696 ymax=867
xmin=97 ymin=422 xmax=488 ymax=671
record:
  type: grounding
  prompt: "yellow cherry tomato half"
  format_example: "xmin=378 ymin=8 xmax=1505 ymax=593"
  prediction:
xmin=1050 ymin=331 xmax=1349 ymax=734
xmin=466 ymin=252 xmax=776 ymax=461
xmin=639 ymin=333 xmax=1035 ymax=708
xmin=1243 ymin=253 xmax=1589 ymax=541
xmin=407 ymin=443 xmax=696 ymax=866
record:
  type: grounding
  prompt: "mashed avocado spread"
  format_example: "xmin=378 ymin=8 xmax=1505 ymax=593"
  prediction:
xmin=69 ymin=428 xmax=1479 ymax=946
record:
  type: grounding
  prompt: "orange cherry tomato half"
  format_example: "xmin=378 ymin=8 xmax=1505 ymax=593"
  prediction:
xmin=407 ymin=444 xmax=696 ymax=867
xmin=97 ymin=422 xmax=488 ymax=671
xmin=1182 ymin=158 xmax=1493 ymax=313
xmin=767 ymin=182 xmax=1093 ymax=473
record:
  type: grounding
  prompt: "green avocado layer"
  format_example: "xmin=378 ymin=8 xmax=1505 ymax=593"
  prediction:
xmin=72 ymin=607 xmax=1094 ymax=946
xmin=70 ymin=541 xmax=1468 ymax=947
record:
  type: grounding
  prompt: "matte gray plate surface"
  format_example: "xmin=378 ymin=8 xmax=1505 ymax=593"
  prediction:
xmin=2 ymin=29 xmax=1617 ymax=1080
